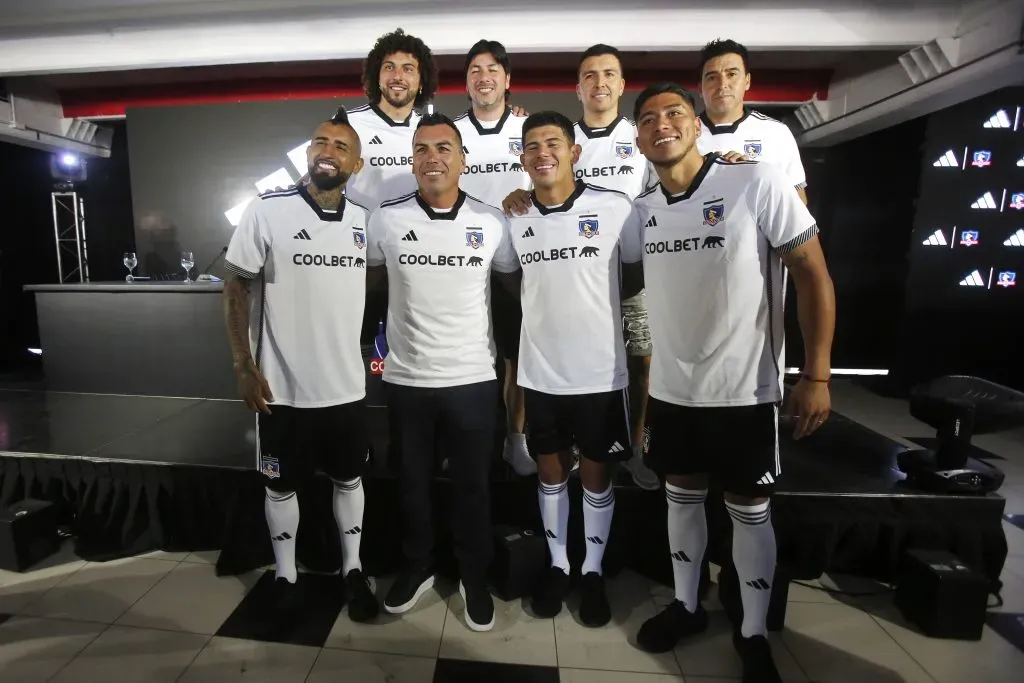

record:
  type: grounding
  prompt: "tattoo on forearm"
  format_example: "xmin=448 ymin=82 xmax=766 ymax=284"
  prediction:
xmin=223 ymin=278 xmax=252 ymax=364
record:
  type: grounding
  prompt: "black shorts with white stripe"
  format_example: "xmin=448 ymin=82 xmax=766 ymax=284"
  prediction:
xmin=642 ymin=399 xmax=780 ymax=496
xmin=523 ymin=388 xmax=632 ymax=464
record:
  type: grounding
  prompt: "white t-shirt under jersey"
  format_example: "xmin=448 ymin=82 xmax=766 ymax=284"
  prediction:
xmin=696 ymin=107 xmax=807 ymax=189
xmin=454 ymin=107 xmax=531 ymax=207
xmin=345 ymin=103 xmax=421 ymax=209
xmin=224 ymin=185 xmax=370 ymax=408
xmin=509 ymin=181 xmax=642 ymax=395
xmin=633 ymin=154 xmax=818 ymax=407
xmin=366 ymin=190 xmax=520 ymax=388
xmin=574 ymin=116 xmax=654 ymax=198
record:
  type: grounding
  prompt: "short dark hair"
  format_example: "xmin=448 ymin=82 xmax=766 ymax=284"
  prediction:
xmin=465 ymin=39 xmax=512 ymax=100
xmin=522 ymin=111 xmax=575 ymax=145
xmin=415 ymin=112 xmax=464 ymax=148
xmin=577 ymin=43 xmax=623 ymax=77
xmin=329 ymin=107 xmax=350 ymax=126
xmin=699 ymin=38 xmax=749 ymax=78
xmin=632 ymin=83 xmax=698 ymax=122
xmin=362 ymin=28 xmax=438 ymax=108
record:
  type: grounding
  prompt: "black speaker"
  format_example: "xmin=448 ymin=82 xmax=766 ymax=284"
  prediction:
xmin=894 ymin=549 xmax=990 ymax=640
xmin=488 ymin=525 xmax=546 ymax=602
xmin=0 ymin=498 xmax=60 ymax=572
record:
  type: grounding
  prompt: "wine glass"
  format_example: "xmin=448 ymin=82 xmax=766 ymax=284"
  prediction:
xmin=123 ymin=252 xmax=138 ymax=281
xmin=181 ymin=251 xmax=195 ymax=283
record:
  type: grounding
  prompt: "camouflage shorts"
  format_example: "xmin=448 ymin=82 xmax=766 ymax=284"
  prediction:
xmin=622 ymin=290 xmax=651 ymax=356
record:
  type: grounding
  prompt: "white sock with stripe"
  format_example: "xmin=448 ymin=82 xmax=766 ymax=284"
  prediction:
xmin=665 ymin=483 xmax=708 ymax=611
xmin=538 ymin=479 xmax=570 ymax=574
xmin=581 ymin=484 xmax=615 ymax=575
xmin=726 ymin=500 xmax=777 ymax=638
xmin=265 ymin=488 xmax=299 ymax=583
xmin=332 ymin=477 xmax=365 ymax=575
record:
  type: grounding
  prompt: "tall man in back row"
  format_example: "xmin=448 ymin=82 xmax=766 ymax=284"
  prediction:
xmin=222 ymin=112 xmax=379 ymax=623
xmin=629 ymin=83 xmax=835 ymax=682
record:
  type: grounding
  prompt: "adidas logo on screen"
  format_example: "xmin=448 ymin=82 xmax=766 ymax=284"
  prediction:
xmin=982 ymin=109 xmax=1012 ymax=129
xmin=932 ymin=149 xmax=958 ymax=168
xmin=959 ymin=269 xmax=987 ymax=287
xmin=922 ymin=229 xmax=947 ymax=246
xmin=1005 ymin=229 xmax=1024 ymax=247
xmin=971 ymin=192 xmax=999 ymax=210
xmin=1018 ymin=155 xmax=1024 ymax=168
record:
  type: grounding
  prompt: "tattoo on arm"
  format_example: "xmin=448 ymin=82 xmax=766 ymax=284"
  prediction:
xmin=223 ymin=276 xmax=253 ymax=367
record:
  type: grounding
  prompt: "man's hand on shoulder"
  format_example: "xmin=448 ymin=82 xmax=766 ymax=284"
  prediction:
xmin=502 ymin=188 xmax=532 ymax=217
xmin=719 ymin=150 xmax=752 ymax=163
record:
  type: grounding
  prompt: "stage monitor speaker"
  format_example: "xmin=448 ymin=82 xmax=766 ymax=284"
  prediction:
xmin=894 ymin=549 xmax=990 ymax=640
xmin=488 ymin=525 xmax=546 ymax=602
xmin=0 ymin=498 xmax=60 ymax=572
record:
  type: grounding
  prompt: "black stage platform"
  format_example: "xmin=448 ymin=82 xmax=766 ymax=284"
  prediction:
xmin=0 ymin=383 xmax=1010 ymax=621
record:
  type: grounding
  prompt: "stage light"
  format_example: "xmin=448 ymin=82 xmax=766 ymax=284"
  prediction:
xmin=60 ymin=153 xmax=79 ymax=167
xmin=27 ymin=348 xmax=42 ymax=355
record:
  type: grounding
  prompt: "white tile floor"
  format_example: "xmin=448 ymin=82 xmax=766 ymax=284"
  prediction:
xmin=0 ymin=380 xmax=1022 ymax=682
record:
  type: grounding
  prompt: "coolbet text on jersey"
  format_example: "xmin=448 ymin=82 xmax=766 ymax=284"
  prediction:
xmin=574 ymin=116 xmax=655 ymax=199
xmin=454 ymin=108 xmax=532 ymax=208
xmin=344 ymin=104 xmax=421 ymax=209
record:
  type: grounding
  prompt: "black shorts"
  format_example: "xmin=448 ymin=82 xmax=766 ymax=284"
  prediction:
xmin=256 ymin=400 xmax=370 ymax=491
xmin=643 ymin=398 xmax=780 ymax=496
xmin=524 ymin=388 xmax=632 ymax=464
xmin=491 ymin=276 xmax=522 ymax=361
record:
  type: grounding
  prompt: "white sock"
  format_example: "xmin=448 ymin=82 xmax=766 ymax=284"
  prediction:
xmin=332 ymin=477 xmax=365 ymax=575
xmin=538 ymin=479 xmax=570 ymax=573
xmin=726 ymin=500 xmax=777 ymax=638
xmin=581 ymin=483 xmax=615 ymax=576
xmin=265 ymin=488 xmax=299 ymax=583
xmin=665 ymin=483 xmax=708 ymax=611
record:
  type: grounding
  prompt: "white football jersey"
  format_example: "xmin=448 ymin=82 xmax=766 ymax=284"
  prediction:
xmin=224 ymin=186 xmax=370 ymax=408
xmin=344 ymin=103 xmax=421 ymax=209
xmin=366 ymin=191 xmax=520 ymax=388
xmin=696 ymin=108 xmax=807 ymax=189
xmin=574 ymin=116 xmax=654 ymax=198
xmin=509 ymin=181 xmax=642 ymax=395
xmin=454 ymin=108 xmax=531 ymax=207
xmin=634 ymin=155 xmax=818 ymax=407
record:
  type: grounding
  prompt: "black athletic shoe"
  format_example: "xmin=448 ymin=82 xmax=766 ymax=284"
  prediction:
xmin=268 ymin=576 xmax=300 ymax=614
xmin=459 ymin=579 xmax=495 ymax=632
xmin=578 ymin=572 xmax=611 ymax=627
xmin=344 ymin=569 xmax=380 ymax=623
xmin=531 ymin=566 xmax=570 ymax=618
xmin=636 ymin=600 xmax=709 ymax=653
xmin=734 ymin=633 xmax=782 ymax=683
xmin=383 ymin=564 xmax=435 ymax=614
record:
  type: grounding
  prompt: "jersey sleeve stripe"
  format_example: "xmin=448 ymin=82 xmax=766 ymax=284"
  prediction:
xmin=583 ymin=183 xmax=630 ymax=198
xmin=348 ymin=104 xmax=371 ymax=113
xmin=453 ymin=112 xmax=469 ymax=121
xmin=795 ymin=181 xmax=808 ymax=190
xmin=775 ymin=224 xmax=819 ymax=254
xmin=636 ymin=184 xmax=659 ymax=199
xmin=258 ymin=188 xmax=300 ymax=200
xmin=346 ymin=197 xmax=371 ymax=212
xmin=463 ymin=192 xmax=502 ymax=213
xmin=379 ymin=191 xmax=418 ymax=208
xmin=224 ymin=260 xmax=259 ymax=279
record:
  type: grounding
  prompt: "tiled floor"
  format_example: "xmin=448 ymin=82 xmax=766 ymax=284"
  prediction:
xmin=0 ymin=379 xmax=1022 ymax=682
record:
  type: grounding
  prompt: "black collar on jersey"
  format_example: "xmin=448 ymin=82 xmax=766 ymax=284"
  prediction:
xmin=298 ymin=183 xmax=346 ymax=221
xmin=699 ymin=106 xmax=751 ymax=135
xmin=660 ymin=154 xmax=717 ymax=205
xmin=465 ymin=106 xmax=512 ymax=136
xmin=369 ymin=101 xmax=414 ymax=127
xmin=532 ymin=179 xmax=586 ymax=215
xmin=576 ymin=115 xmax=624 ymax=139
xmin=415 ymin=190 xmax=467 ymax=220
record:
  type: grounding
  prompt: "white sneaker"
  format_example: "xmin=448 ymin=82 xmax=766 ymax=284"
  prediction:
xmin=503 ymin=433 xmax=537 ymax=476
xmin=621 ymin=447 xmax=660 ymax=490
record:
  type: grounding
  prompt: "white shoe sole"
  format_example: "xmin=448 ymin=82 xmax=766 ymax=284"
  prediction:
xmin=503 ymin=446 xmax=537 ymax=476
xmin=459 ymin=582 xmax=495 ymax=632
xmin=383 ymin=574 xmax=435 ymax=615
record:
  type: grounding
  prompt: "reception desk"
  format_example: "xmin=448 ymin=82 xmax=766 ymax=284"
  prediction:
xmin=25 ymin=281 xmax=238 ymax=399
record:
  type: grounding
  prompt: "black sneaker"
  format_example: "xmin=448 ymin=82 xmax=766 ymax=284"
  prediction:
xmin=383 ymin=564 xmax=435 ymax=614
xmin=734 ymin=633 xmax=782 ymax=683
xmin=344 ymin=569 xmax=380 ymax=623
xmin=459 ymin=579 xmax=495 ymax=632
xmin=531 ymin=566 xmax=570 ymax=618
xmin=268 ymin=576 xmax=300 ymax=614
xmin=578 ymin=572 xmax=611 ymax=627
xmin=636 ymin=600 xmax=709 ymax=653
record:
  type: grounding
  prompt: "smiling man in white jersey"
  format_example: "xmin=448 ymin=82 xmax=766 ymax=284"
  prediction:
xmin=454 ymin=39 xmax=534 ymax=477
xmin=508 ymin=110 xmax=645 ymax=627
xmin=695 ymin=39 xmax=807 ymax=205
xmin=629 ymin=83 xmax=835 ymax=683
xmin=366 ymin=113 xmax=521 ymax=633
xmin=222 ymin=112 xmax=379 ymax=625
xmin=503 ymin=44 xmax=658 ymax=491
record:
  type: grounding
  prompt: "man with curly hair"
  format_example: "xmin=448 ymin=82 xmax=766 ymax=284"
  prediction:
xmin=343 ymin=28 xmax=439 ymax=210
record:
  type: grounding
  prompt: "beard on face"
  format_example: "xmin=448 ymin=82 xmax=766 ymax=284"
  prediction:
xmin=382 ymin=81 xmax=416 ymax=108
xmin=309 ymin=166 xmax=349 ymax=191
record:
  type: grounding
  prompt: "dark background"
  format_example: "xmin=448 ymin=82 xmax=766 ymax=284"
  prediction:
xmin=2 ymin=87 xmax=1022 ymax=392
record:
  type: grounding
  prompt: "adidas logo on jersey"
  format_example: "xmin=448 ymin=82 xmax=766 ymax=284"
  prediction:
xmin=369 ymin=135 xmax=383 ymax=144
xmin=293 ymin=229 xmax=312 ymax=240
xmin=644 ymin=216 xmax=658 ymax=228
xmin=607 ymin=441 xmax=625 ymax=454
xmin=522 ymin=227 xmax=535 ymax=238
xmin=402 ymin=230 xmax=419 ymax=242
